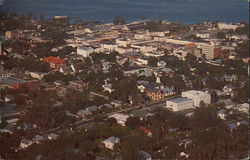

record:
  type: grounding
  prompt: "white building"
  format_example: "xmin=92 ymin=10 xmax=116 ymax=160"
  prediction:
xmin=47 ymin=133 xmax=59 ymax=140
xmin=20 ymin=139 xmax=34 ymax=149
xmin=77 ymin=47 xmax=95 ymax=57
xmin=196 ymin=33 xmax=210 ymax=39
xmin=108 ymin=113 xmax=129 ymax=126
xmin=217 ymin=23 xmax=239 ymax=31
xmin=157 ymin=61 xmax=166 ymax=67
xmin=181 ymin=90 xmax=211 ymax=107
xmin=102 ymin=136 xmax=120 ymax=150
xmin=198 ymin=43 xmax=217 ymax=60
xmin=102 ymin=83 xmax=115 ymax=93
xmin=217 ymin=109 xmax=227 ymax=120
xmin=166 ymin=97 xmax=193 ymax=111
xmin=135 ymin=58 xmax=148 ymax=66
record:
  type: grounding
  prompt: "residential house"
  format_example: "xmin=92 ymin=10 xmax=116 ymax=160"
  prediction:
xmin=102 ymin=83 xmax=115 ymax=93
xmin=69 ymin=80 xmax=88 ymax=92
xmin=162 ymin=87 xmax=175 ymax=97
xmin=217 ymin=99 xmax=235 ymax=109
xmin=217 ymin=109 xmax=227 ymax=120
xmin=102 ymin=136 xmax=120 ymax=150
xmin=47 ymin=133 xmax=59 ymax=140
xmin=138 ymin=150 xmax=152 ymax=160
xmin=33 ymin=135 xmax=45 ymax=144
xmin=108 ymin=113 xmax=129 ymax=126
xmin=145 ymin=88 xmax=164 ymax=101
xmin=111 ymin=100 xmax=122 ymax=108
xmin=20 ymin=139 xmax=34 ymax=149
xmin=77 ymin=109 xmax=91 ymax=118
xmin=235 ymin=103 xmax=249 ymax=113
xmin=157 ymin=61 xmax=166 ymax=67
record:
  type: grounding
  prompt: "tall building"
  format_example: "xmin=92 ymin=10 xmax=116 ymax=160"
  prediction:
xmin=199 ymin=43 xmax=219 ymax=60
xmin=181 ymin=90 xmax=211 ymax=107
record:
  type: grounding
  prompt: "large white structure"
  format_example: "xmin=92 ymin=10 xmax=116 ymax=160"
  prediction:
xmin=198 ymin=43 xmax=217 ymax=60
xmin=77 ymin=46 xmax=95 ymax=57
xmin=166 ymin=97 xmax=193 ymax=111
xmin=181 ymin=90 xmax=211 ymax=107
xmin=217 ymin=23 xmax=240 ymax=31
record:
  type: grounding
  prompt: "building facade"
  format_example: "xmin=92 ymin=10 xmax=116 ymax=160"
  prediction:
xmin=166 ymin=97 xmax=193 ymax=111
xmin=181 ymin=90 xmax=211 ymax=107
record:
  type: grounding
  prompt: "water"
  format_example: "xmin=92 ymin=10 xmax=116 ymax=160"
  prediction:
xmin=0 ymin=0 xmax=249 ymax=24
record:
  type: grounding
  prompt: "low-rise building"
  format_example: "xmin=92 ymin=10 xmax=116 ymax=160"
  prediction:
xmin=102 ymin=83 xmax=115 ymax=93
xmin=77 ymin=46 xmax=95 ymax=57
xmin=181 ymin=90 xmax=211 ymax=107
xmin=20 ymin=139 xmax=34 ymax=149
xmin=42 ymin=56 xmax=66 ymax=69
xmin=47 ymin=133 xmax=59 ymax=140
xmin=217 ymin=109 xmax=227 ymax=120
xmin=166 ymin=97 xmax=193 ymax=111
xmin=145 ymin=88 xmax=164 ymax=101
xmin=102 ymin=136 xmax=120 ymax=150
xmin=68 ymin=81 xmax=88 ymax=92
xmin=108 ymin=113 xmax=129 ymax=126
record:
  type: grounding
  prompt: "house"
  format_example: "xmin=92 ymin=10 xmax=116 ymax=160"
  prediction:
xmin=162 ymin=87 xmax=175 ymax=96
xmin=42 ymin=56 xmax=66 ymax=69
xmin=217 ymin=109 xmax=227 ymax=120
xmin=20 ymin=139 xmax=34 ymax=149
xmin=23 ymin=123 xmax=37 ymax=131
xmin=6 ymin=118 xmax=19 ymax=124
xmin=108 ymin=113 xmax=129 ymax=126
xmin=33 ymin=135 xmax=45 ymax=144
xmin=102 ymin=83 xmax=115 ymax=93
xmin=138 ymin=126 xmax=152 ymax=137
xmin=217 ymin=99 xmax=235 ymax=109
xmin=145 ymin=88 xmax=164 ymax=101
xmin=47 ymin=133 xmax=59 ymax=140
xmin=181 ymin=90 xmax=211 ymax=107
xmin=166 ymin=97 xmax=193 ymax=111
xmin=157 ymin=61 xmax=166 ymax=67
xmin=111 ymin=100 xmax=122 ymax=108
xmin=4 ymin=95 xmax=14 ymax=102
xmin=30 ymin=72 xmax=46 ymax=80
xmin=130 ymin=110 xmax=153 ymax=120
xmin=180 ymin=152 xmax=190 ymax=159
xmin=138 ymin=150 xmax=152 ymax=160
xmin=77 ymin=109 xmax=91 ymax=118
xmin=178 ymin=139 xmax=193 ymax=149
xmin=227 ymin=123 xmax=237 ymax=131
xmin=235 ymin=103 xmax=249 ymax=113
xmin=237 ymin=120 xmax=248 ymax=126
xmin=68 ymin=80 xmax=88 ymax=92
xmin=85 ymin=106 xmax=97 ymax=113
xmin=102 ymin=136 xmax=120 ymax=150
xmin=223 ymin=85 xmax=234 ymax=95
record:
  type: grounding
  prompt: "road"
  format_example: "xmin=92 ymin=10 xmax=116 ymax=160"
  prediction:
xmin=40 ymin=98 xmax=168 ymax=134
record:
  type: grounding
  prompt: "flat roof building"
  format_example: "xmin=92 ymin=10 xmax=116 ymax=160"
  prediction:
xmin=166 ymin=97 xmax=193 ymax=111
xmin=181 ymin=90 xmax=211 ymax=107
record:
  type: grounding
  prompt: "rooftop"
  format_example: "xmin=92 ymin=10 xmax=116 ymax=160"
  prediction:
xmin=0 ymin=77 xmax=26 ymax=85
xmin=168 ymin=97 xmax=192 ymax=103
xmin=42 ymin=56 xmax=65 ymax=64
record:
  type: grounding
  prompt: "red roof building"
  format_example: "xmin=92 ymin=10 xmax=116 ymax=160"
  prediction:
xmin=42 ymin=56 xmax=66 ymax=69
